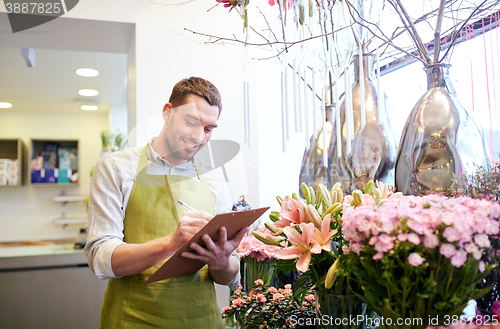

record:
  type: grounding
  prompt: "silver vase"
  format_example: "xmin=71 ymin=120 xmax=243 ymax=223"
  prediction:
xmin=395 ymin=64 xmax=491 ymax=195
xmin=299 ymin=106 xmax=333 ymax=194
xmin=329 ymin=54 xmax=397 ymax=192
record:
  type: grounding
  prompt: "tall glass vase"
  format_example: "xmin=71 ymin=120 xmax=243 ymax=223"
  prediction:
xmin=242 ymin=257 xmax=275 ymax=292
xmin=395 ymin=64 xmax=491 ymax=195
xmin=329 ymin=54 xmax=397 ymax=192
xmin=299 ymin=105 xmax=334 ymax=194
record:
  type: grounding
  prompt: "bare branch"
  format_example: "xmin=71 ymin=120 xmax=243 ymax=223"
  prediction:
xmin=391 ymin=0 xmax=432 ymax=64
xmin=344 ymin=0 xmax=427 ymax=65
xmin=183 ymin=23 xmax=354 ymax=47
xmin=434 ymin=0 xmax=447 ymax=64
xmin=439 ymin=0 xmax=493 ymax=62
xmin=277 ymin=0 xmax=288 ymax=53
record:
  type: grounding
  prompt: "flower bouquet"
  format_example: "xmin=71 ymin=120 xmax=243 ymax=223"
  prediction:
xmin=223 ymin=279 xmax=316 ymax=329
xmin=253 ymin=181 xmax=400 ymax=327
xmin=237 ymin=228 xmax=281 ymax=291
xmin=342 ymin=194 xmax=500 ymax=328
xmin=454 ymin=160 xmax=500 ymax=317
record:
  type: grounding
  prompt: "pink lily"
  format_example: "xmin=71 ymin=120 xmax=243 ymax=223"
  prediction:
xmin=274 ymin=222 xmax=321 ymax=272
xmin=275 ymin=197 xmax=306 ymax=227
xmin=314 ymin=214 xmax=337 ymax=251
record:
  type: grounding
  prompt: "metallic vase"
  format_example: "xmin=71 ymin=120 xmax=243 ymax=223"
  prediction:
xmin=329 ymin=54 xmax=397 ymax=192
xmin=395 ymin=64 xmax=490 ymax=195
xmin=299 ymin=106 xmax=333 ymax=194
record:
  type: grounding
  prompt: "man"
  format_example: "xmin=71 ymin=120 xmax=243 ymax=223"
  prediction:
xmin=85 ymin=77 xmax=247 ymax=329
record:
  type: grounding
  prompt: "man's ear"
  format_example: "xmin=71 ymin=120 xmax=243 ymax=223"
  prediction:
xmin=162 ymin=103 xmax=173 ymax=122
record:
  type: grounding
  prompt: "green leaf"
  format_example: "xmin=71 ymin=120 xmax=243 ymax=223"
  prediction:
xmin=291 ymin=275 xmax=311 ymax=301
xmin=468 ymin=286 xmax=493 ymax=300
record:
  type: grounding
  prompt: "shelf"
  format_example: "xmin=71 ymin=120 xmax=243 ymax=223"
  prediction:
xmin=53 ymin=215 xmax=88 ymax=226
xmin=53 ymin=195 xmax=87 ymax=203
xmin=31 ymin=183 xmax=79 ymax=187
xmin=29 ymin=139 xmax=79 ymax=186
xmin=0 ymin=139 xmax=23 ymax=187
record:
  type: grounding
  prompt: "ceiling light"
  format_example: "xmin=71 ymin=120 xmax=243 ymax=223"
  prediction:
xmin=81 ymin=105 xmax=98 ymax=111
xmin=76 ymin=68 xmax=99 ymax=77
xmin=78 ymin=89 xmax=99 ymax=97
xmin=0 ymin=102 xmax=13 ymax=108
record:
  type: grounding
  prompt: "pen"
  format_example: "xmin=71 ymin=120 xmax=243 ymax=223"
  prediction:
xmin=178 ymin=200 xmax=197 ymax=212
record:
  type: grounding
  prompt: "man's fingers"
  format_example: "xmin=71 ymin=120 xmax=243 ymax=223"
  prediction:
xmin=232 ymin=226 xmax=249 ymax=242
xmin=202 ymin=234 xmax=216 ymax=251
xmin=217 ymin=227 xmax=227 ymax=246
xmin=182 ymin=210 xmax=214 ymax=221
xmin=189 ymin=242 xmax=209 ymax=256
xmin=181 ymin=250 xmax=206 ymax=262
xmin=226 ymin=226 xmax=249 ymax=249
xmin=179 ymin=217 xmax=209 ymax=227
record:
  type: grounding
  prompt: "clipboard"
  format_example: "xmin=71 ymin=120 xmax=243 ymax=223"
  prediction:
xmin=145 ymin=207 xmax=270 ymax=284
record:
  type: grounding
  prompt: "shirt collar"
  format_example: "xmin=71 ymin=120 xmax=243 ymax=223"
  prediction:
xmin=148 ymin=137 xmax=194 ymax=170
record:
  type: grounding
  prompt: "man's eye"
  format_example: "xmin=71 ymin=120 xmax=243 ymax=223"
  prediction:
xmin=186 ymin=121 xmax=195 ymax=126
xmin=205 ymin=128 xmax=212 ymax=133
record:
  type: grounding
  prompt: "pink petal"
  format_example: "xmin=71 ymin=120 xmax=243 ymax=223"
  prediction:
xmin=310 ymin=242 xmax=322 ymax=254
xmin=296 ymin=252 xmax=312 ymax=272
xmin=300 ymin=222 xmax=316 ymax=243
xmin=321 ymin=214 xmax=331 ymax=233
xmin=274 ymin=218 xmax=292 ymax=227
xmin=274 ymin=246 xmax=302 ymax=259
xmin=284 ymin=226 xmax=303 ymax=244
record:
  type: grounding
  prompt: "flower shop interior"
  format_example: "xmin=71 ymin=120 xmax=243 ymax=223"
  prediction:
xmin=0 ymin=0 xmax=500 ymax=328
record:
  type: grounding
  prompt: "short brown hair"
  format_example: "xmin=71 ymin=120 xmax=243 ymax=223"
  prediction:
xmin=169 ymin=77 xmax=222 ymax=115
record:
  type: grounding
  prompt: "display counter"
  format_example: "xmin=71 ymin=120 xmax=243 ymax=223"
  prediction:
xmin=0 ymin=242 xmax=107 ymax=329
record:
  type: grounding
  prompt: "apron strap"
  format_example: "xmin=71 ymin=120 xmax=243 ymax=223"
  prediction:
xmin=135 ymin=145 xmax=149 ymax=180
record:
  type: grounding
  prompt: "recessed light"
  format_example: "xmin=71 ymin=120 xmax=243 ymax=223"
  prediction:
xmin=78 ymin=89 xmax=99 ymax=97
xmin=76 ymin=68 xmax=99 ymax=77
xmin=81 ymin=105 xmax=98 ymax=111
xmin=0 ymin=102 xmax=12 ymax=108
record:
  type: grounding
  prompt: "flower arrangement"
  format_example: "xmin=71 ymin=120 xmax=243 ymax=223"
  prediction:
xmin=237 ymin=228 xmax=281 ymax=290
xmin=222 ymin=279 xmax=316 ymax=329
xmin=453 ymin=160 xmax=500 ymax=317
xmin=342 ymin=194 xmax=500 ymax=328
xmin=254 ymin=181 xmax=399 ymax=295
xmin=250 ymin=181 xmax=400 ymax=329
xmin=459 ymin=160 xmax=500 ymax=202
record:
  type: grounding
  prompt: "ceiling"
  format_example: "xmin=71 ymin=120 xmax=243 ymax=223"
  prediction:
xmin=0 ymin=13 xmax=133 ymax=114
xmin=0 ymin=46 xmax=127 ymax=113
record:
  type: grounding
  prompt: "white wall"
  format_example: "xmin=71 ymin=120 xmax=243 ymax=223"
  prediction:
xmin=0 ymin=0 xmax=312 ymax=242
xmin=0 ymin=111 xmax=108 ymax=242
xmin=129 ymin=3 xmax=309 ymax=216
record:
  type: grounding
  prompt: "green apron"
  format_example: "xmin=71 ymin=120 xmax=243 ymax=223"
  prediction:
xmin=100 ymin=145 xmax=223 ymax=329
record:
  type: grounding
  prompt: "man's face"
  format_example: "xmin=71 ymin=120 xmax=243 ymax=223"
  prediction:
xmin=162 ymin=94 xmax=219 ymax=166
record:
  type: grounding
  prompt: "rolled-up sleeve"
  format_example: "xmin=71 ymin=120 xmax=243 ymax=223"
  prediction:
xmin=85 ymin=154 xmax=128 ymax=281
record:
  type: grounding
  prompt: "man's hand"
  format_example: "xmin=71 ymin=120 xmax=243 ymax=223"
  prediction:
xmin=181 ymin=226 xmax=249 ymax=284
xmin=110 ymin=211 xmax=212 ymax=277
xmin=169 ymin=211 xmax=213 ymax=251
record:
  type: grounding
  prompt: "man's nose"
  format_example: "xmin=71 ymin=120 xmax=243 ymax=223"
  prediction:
xmin=190 ymin=126 xmax=204 ymax=144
